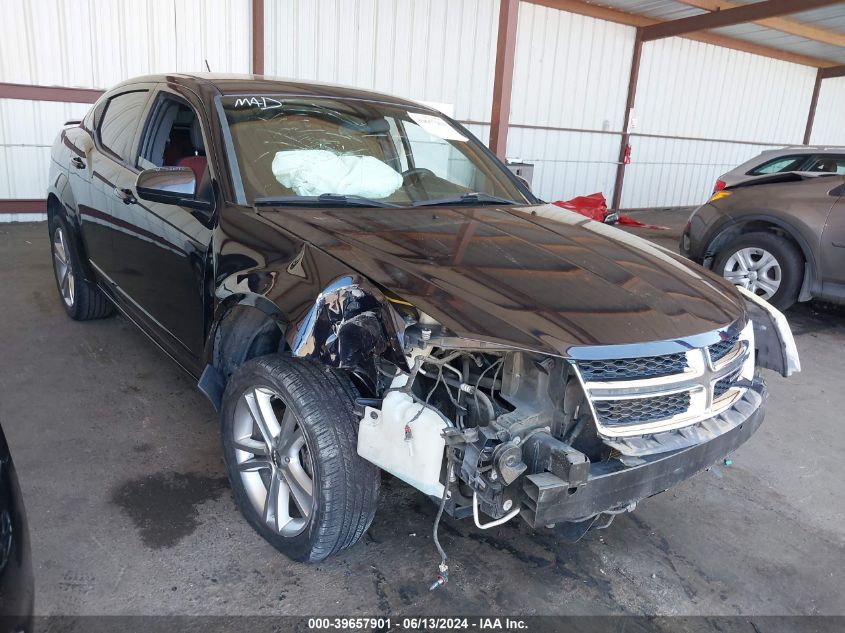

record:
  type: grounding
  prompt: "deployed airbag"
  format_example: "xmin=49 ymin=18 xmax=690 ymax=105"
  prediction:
xmin=271 ymin=149 xmax=403 ymax=198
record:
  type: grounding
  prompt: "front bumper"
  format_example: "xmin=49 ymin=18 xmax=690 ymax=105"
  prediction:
xmin=521 ymin=378 xmax=767 ymax=528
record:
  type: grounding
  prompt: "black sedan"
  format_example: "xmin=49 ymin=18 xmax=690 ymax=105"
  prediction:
xmin=0 ymin=423 xmax=33 ymax=632
xmin=47 ymin=74 xmax=797 ymax=565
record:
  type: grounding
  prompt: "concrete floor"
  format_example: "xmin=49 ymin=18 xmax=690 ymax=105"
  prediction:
xmin=1 ymin=218 xmax=844 ymax=616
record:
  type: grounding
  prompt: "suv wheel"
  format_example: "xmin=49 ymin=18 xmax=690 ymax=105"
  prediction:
xmin=713 ymin=232 xmax=803 ymax=310
xmin=220 ymin=356 xmax=380 ymax=562
xmin=49 ymin=217 xmax=114 ymax=320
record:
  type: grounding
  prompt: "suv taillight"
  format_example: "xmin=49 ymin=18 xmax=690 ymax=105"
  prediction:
xmin=714 ymin=179 xmax=726 ymax=192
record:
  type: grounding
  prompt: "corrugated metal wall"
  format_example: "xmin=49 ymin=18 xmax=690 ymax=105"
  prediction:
xmin=264 ymin=0 xmax=835 ymax=207
xmin=1 ymin=0 xmax=250 ymax=88
xmin=622 ymin=36 xmax=818 ymax=208
xmin=0 ymin=100 xmax=91 ymax=199
xmin=0 ymin=0 xmax=250 ymax=202
xmin=621 ymin=136 xmax=776 ymax=208
xmin=810 ymin=76 xmax=845 ymax=146
xmin=263 ymin=0 xmax=634 ymax=204
xmin=3 ymin=0 xmax=845 ymax=213
xmin=264 ymin=0 xmax=499 ymax=123
xmin=508 ymin=2 xmax=635 ymax=202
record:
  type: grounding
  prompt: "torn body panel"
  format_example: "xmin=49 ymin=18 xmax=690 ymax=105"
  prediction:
xmin=738 ymin=286 xmax=801 ymax=377
xmin=288 ymin=277 xmax=407 ymax=393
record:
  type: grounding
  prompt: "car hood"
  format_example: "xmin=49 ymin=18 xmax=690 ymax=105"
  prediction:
xmin=257 ymin=203 xmax=745 ymax=356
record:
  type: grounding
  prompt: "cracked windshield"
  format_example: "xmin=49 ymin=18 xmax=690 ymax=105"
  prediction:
xmin=220 ymin=95 xmax=530 ymax=206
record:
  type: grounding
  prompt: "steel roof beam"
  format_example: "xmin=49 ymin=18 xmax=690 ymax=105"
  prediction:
xmin=820 ymin=64 xmax=845 ymax=78
xmin=525 ymin=0 xmax=840 ymax=67
xmin=675 ymin=0 xmax=845 ymax=48
xmin=641 ymin=0 xmax=844 ymax=41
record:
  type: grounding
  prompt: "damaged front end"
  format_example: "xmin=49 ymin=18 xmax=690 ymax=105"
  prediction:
xmin=345 ymin=292 xmax=798 ymax=548
xmin=287 ymin=274 xmax=798 ymax=556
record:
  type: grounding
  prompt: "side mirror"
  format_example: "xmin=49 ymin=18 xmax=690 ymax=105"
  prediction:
xmin=515 ymin=175 xmax=532 ymax=192
xmin=135 ymin=167 xmax=212 ymax=210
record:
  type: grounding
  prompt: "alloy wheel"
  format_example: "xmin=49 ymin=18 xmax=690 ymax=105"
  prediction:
xmin=722 ymin=246 xmax=782 ymax=300
xmin=233 ymin=387 xmax=315 ymax=537
xmin=52 ymin=226 xmax=75 ymax=307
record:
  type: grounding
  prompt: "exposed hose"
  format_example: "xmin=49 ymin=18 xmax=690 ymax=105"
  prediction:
xmin=472 ymin=492 xmax=520 ymax=530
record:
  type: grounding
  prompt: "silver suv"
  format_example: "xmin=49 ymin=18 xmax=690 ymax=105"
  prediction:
xmin=714 ymin=146 xmax=845 ymax=192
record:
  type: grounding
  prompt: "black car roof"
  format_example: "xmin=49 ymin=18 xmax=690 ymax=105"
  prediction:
xmin=110 ymin=73 xmax=437 ymax=112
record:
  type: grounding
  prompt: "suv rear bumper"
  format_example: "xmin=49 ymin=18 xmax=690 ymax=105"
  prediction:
xmin=521 ymin=378 xmax=767 ymax=528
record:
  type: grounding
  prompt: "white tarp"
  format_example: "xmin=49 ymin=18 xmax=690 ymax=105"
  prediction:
xmin=271 ymin=149 xmax=403 ymax=198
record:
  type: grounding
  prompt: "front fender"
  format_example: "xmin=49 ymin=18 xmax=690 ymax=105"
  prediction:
xmin=703 ymin=213 xmax=818 ymax=277
xmin=288 ymin=276 xmax=408 ymax=393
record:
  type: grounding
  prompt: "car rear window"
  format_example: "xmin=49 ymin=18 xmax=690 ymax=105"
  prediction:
xmin=804 ymin=155 xmax=845 ymax=174
xmin=747 ymin=155 xmax=806 ymax=176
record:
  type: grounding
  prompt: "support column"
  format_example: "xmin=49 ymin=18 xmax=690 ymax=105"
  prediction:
xmin=611 ymin=30 xmax=643 ymax=211
xmin=489 ymin=0 xmax=520 ymax=159
xmin=252 ymin=0 xmax=265 ymax=75
xmin=804 ymin=68 xmax=823 ymax=145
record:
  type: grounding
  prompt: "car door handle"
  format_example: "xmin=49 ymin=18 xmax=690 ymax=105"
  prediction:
xmin=71 ymin=156 xmax=85 ymax=169
xmin=113 ymin=187 xmax=137 ymax=205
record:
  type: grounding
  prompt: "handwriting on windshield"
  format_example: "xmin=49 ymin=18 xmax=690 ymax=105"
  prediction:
xmin=232 ymin=96 xmax=282 ymax=110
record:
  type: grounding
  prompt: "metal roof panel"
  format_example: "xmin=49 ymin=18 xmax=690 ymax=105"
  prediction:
xmin=586 ymin=0 xmax=845 ymax=65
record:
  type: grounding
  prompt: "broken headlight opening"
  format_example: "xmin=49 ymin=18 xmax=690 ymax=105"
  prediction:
xmin=354 ymin=306 xmax=780 ymax=589
xmin=358 ymin=329 xmax=570 ymax=590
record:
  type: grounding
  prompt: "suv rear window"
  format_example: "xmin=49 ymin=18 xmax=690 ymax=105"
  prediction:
xmin=99 ymin=90 xmax=149 ymax=163
xmin=804 ymin=155 xmax=845 ymax=174
xmin=748 ymin=155 xmax=806 ymax=176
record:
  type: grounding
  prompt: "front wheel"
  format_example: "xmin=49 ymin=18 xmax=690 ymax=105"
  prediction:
xmin=220 ymin=356 xmax=380 ymax=562
xmin=712 ymin=232 xmax=803 ymax=310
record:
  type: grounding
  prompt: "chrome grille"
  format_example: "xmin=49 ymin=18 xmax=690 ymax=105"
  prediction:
xmin=708 ymin=333 xmax=740 ymax=363
xmin=594 ymin=392 xmax=691 ymax=427
xmin=577 ymin=353 xmax=687 ymax=381
xmin=714 ymin=369 xmax=741 ymax=399
xmin=573 ymin=323 xmax=754 ymax=438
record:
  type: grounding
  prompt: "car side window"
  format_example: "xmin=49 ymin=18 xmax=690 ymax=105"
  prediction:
xmin=748 ymin=155 xmax=806 ymax=176
xmin=136 ymin=92 xmax=209 ymax=188
xmin=98 ymin=90 xmax=149 ymax=164
xmin=804 ymin=155 xmax=845 ymax=175
xmin=82 ymin=99 xmax=105 ymax=133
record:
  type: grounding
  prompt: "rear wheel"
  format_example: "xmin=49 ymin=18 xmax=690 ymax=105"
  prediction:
xmin=49 ymin=217 xmax=113 ymax=320
xmin=713 ymin=232 xmax=803 ymax=310
xmin=220 ymin=355 xmax=380 ymax=562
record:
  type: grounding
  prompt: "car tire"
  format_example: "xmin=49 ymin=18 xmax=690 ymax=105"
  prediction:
xmin=49 ymin=216 xmax=114 ymax=320
xmin=220 ymin=355 xmax=380 ymax=562
xmin=712 ymin=232 xmax=803 ymax=310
